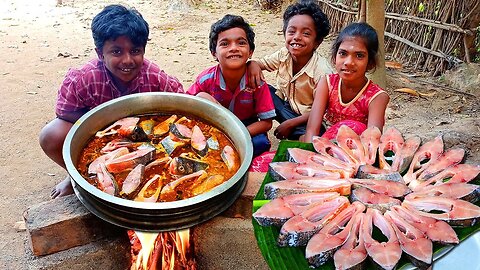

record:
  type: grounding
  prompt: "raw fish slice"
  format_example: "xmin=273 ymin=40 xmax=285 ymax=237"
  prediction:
xmin=412 ymin=164 xmax=480 ymax=191
xmin=253 ymin=192 xmax=340 ymax=227
xmin=336 ymin=125 xmax=367 ymax=165
xmin=121 ymin=164 xmax=145 ymax=196
xmin=264 ymin=178 xmax=352 ymax=199
xmin=95 ymin=117 xmax=140 ymax=138
xmin=88 ymin=147 xmax=130 ymax=174
xmin=286 ymin=148 xmax=354 ymax=177
xmin=406 ymin=183 xmax=480 ymax=203
xmin=277 ymin=196 xmax=350 ymax=247
xmin=191 ymin=174 xmax=224 ymax=196
xmin=286 ymin=148 xmax=317 ymax=163
xmin=153 ymin=115 xmax=177 ymax=136
xmin=356 ymin=164 xmax=403 ymax=182
xmin=384 ymin=210 xmax=432 ymax=269
xmin=221 ymin=145 xmax=237 ymax=171
xmin=404 ymin=135 xmax=444 ymax=186
xmin=402 ymin=196 xmax=480 ymax=227
xmin=134 ymin=174 xmax=163 ymax=202
xmin=159 ymin=170 xmax=207 ymax=200
xmin=390 ymin=205 xmax=459 ymax=244
xmin=350 ymin=187 xmax=401 ymax=213
xmin=191 ymin=125 xmax=208 ymax=156
xmin=362 ymin=208 xmax=402 ymax=270
xmin=312 ymin=136 xmax=358 ymax=167
xmin=268 ymin=162 xmax=341 ymax=181
xmin=349 ymin=178 xmax=411 ymax=198
xmin=97 ymin=163 xmax=119 ymax=195
xmin=378 ymin=127 xmax=404 ymax=170
xmin=390 ymin=135 xmax=422 ymax=173
xmin=105 ymin=147 xmax=156 ymax=173
xmin=305 ymin=201 xmax=365 ymax=267
xmin=334 ymin=213 xmax=367 ymax=270
xmin=410 ymin=148 xmax=465 ymax=188
xmin=360 ymin=126 xmax=381 ymax=165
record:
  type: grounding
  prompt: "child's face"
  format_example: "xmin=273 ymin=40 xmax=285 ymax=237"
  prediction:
xmin=96 ymin=35 xmax=145 ymax=85
xmin=212 ymin=27 xmax=253 ymax=71
xmin=334 ymin=36 xmax=369 ymax=82
xmin=284 ymin=14 xmax=319 ymax=60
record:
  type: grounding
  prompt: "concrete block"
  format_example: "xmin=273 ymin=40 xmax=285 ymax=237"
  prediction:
xmin=26 ymin=235 xmax=131 ymax=270
xmin=24 ymin=194 xmax=123 ymax=256
xmin=222 ymin=172 xmax=265 ymax=219
xmin=193 ymin=216 xmax=269 ymax=270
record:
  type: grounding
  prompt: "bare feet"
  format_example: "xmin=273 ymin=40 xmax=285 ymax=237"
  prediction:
xmin=51 ymin=176 xmax=74 ymax=198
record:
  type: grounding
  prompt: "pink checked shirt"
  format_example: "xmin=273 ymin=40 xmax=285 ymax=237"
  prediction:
xmin=324 ymin=73 xmax=385 ymax=127
xmin=55 ymin=58 xmax=184 ymax=122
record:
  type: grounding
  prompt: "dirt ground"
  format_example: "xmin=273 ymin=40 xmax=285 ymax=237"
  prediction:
xmin=0 ymin=0 xmax=479 ymax=269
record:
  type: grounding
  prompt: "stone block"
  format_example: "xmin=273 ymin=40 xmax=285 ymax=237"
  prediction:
xmin=222 ymin=172 xmax=265 ymax=219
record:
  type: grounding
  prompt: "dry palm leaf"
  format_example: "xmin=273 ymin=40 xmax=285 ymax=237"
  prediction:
xmin=385 ymin=61 xmax=403 ymax=69
xmin=395 ymin=87 xmax=436 ymax=97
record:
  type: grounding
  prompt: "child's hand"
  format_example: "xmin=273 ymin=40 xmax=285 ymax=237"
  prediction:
xmin=247 ymin=60 xmax=265 ymax=89
xmin=273 ymin=120 xmax=296 ymax=140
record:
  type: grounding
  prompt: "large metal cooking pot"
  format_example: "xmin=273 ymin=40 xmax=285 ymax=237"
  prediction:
xmin=63 ymin=92 xmax=253 ymax=232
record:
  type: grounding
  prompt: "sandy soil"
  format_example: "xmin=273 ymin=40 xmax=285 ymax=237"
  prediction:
xmin=0 ymin=0 xmax=478 ymax=269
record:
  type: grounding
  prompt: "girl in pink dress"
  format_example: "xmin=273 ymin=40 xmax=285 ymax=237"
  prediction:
xmin=303 ymin=22 xmax=390 ymax=142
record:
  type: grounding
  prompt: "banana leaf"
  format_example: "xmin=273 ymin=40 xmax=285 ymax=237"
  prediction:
xmin=252 ymin=140 xmax=480 ymax=270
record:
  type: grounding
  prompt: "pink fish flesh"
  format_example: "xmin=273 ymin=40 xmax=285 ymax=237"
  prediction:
xmin=88 ymin=147 xmax=130 ymax=175
xmin=264 ymin=178 xmax=352 ymax=199
xmin=360 ymin=126 xmax=381 ymax=165
xmin=105 ymin=147 xmax=156 ymax=173
xmin=268 ymin=162 xmax=341 ymax=181
xmin=333 ymin=213 xmax=368 ymax=270
xmin=191 ymin=125 xmax=208 ymax=156
xmin=390 ymin=135 xmax=421 ymax=173
xmin=355 ymin=164 xmax=403 ymax=182
xmin=378 ymin=127 xmax=404 ymax=171
xmin=412 ymin=164 xmax=480 ymax=191
xmin=350 ymin=187 xmax=401 ymax=213
xmin=406 ymin=183 xmax=480 ymax=203
xmin=336 ymin=125 xmax=367 ymax=165
xmin=121 ymin=164 xmax=145 ymax=196
xmin=349 ymin=178 xmax=411 ymax=198
xmin=312 ymin=136 xmax=358 ymax=167
xmin=404 ymin=135 xmax=444 ymax=185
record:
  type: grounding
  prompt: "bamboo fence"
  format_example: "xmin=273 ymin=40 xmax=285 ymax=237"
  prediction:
xmin=314 ymin=0 xmax=479 ymax=76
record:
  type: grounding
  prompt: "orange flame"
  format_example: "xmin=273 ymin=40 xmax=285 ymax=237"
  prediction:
xmin=128 ymin=229 xmax=196 ymax=270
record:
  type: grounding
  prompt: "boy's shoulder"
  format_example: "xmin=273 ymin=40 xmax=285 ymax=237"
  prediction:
xmin=194 ymin=65 xmax=219 ymax=84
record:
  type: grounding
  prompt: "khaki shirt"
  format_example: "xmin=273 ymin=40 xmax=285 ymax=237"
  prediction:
xmin=257 ymin=47 xmax=333 ymax=115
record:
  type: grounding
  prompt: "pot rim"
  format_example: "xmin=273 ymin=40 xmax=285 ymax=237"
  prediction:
xmin=63 ymin=92 xmax=253 ymax=210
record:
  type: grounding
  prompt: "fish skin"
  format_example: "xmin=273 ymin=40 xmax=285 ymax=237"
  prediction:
xmin=404 ymin=135 xmax=444 ymax=186
xmin=336 ymin=125 xmax=367 ymax=165
xmin=349 ymin=178 xmax=411 ymax=198
xmin=378 ymin=127 xmax=405 ymax=171
xmin=105 ymin=147 xmax=156 ymax=173
xmin=350 ymin=187 xmax=401 ymax=213
xmin=168 ymin=155 xmax=209 ymax=175
xmin=403 ymin=196 xmax=480 ymax=227
xmin=206 ymin=136 xmax=220 ymax=150
xmin=355 ymin=164 xmax=403 ymax=183
xmin=264 ymin=179 xmax=352 ymax=199
xmin=125 ymin=125 xmax=149 ymax=142
xmin=121 ymin=164 xmax=145 ymax=196
xmin=412 ymin=164 xmax=480 ymax=192
xmin=333 ymin=213 xmax=368 ymax=270
xmin=390 ymin=135 xmax=422 ymax=173
xmin=169 ymin=123 xmax=192 ymax=139
xmin=390 ymin=205 xmax=459 ymax=244
xmin=360 ymin=126 xmax=381 ymax=165
xmin=362 ymin=208 xmax=402 ymax=270
xmin=221 ymin=145 xmax=237 ymax=171
xmin=277 ymin=196 xmax=350 ymax=247
xmin=268 ymin=162 xmax=341 ymax=181
xmin=253 ymin=192 xmax=340 ymax=227
xmin=160 ymin=135 xmax=186 ymax=156
xmin=406 ymin=183 xmax=480 ymax=204
xmin=138 ymin=119 xmax=156 ymax=135
xmin=384 ymin=210 xmax=432 ymax=269
xmin=305 ymin=201 xmax=365 ymax=267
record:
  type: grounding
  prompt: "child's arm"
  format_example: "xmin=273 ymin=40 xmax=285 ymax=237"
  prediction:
xmin=367 ymin=92 xmax=390 ymax=132
xmin=302 ymin=76 xmax=329 ymax=143
xmin=246 ymin=119 xmax=273 ymax=137
xmin=247 ymin=60 xmax=265 ymax=89
xmin=274 ymin=113 xmax=310 ymax=139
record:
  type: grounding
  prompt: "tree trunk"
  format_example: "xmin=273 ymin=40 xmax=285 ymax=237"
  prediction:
xmin=464 ymin=2 xmax=480 ymax=62
xmin=366 ymin=0 xmax=386 ymax=88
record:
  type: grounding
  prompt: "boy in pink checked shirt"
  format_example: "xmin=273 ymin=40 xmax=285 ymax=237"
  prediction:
xmin=187 ymin=15 xmax=276 ymax=158
xmin=39 ymin=4 xmax=184 ymax=198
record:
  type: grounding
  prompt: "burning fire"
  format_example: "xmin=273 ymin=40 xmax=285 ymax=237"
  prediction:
xmin=128 ymin=229 xmax=197 ymax=270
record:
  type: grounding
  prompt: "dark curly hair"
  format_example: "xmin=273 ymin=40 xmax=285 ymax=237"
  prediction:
xmin=331 ymin=22 xmax=379 ymax=71
xmin=209 ymin=14 xmax=255 ymax=53
xmin=282 ymin=0 xmax=330 ymax=42
xmin=91 ymin=4 xmax=149 ymax=51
